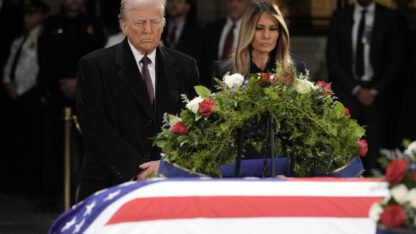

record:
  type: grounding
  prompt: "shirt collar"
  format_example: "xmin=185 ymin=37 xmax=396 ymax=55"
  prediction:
xmin=169 ymin=18 xmax=186 ymax=31
xmin=127 ymin=40 xmax=156 ymax=66
xmin=28 ymin=25 xmax=41 ymax=37
xmin=226 ymin=17 xmax=242 ymax=29
xmin=355 ymin=1 xmax=376 ymax=14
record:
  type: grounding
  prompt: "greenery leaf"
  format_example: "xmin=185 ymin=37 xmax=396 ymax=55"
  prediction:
xmin=154 ymin=62 xmax=366 ymax=177
xmin=194 ymin=86 xmax=211 ymax=98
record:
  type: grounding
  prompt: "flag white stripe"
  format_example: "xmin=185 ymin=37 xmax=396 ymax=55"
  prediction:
xmin=119 ymin=180 xmax=388 ymax=198
xmin=96 ymin=217 xmax=376 ymax=234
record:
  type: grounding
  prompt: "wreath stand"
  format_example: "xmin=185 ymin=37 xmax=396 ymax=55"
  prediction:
xmin=234 ymin=113 xmax=296 ymax=178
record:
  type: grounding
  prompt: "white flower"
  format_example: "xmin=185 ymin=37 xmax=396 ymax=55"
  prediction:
xmin=295 ymin=79 xmax=317 ymax=94
xmin=391 ymin=184 xmax=409 ymax=204
xmin=186 ymin=96 xmax=203 ymax=114
xmin=305 ymin=68 xmax=310 ymax=77
xmin=405 ymin=141 xmax=416 ymax=156
xmin=223 ymin=73 xmax=244 ymax=89
xmin=407 ymin=188 xmax=416 ymax=208
xmin=368 ymin=202 xmax=383 ymax=222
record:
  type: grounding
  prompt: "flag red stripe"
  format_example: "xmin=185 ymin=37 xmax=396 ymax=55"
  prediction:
xmin=107 ymin=196 xmax=383 ymax=225
xmin=287 ymin=178 xmax=384 ymax=182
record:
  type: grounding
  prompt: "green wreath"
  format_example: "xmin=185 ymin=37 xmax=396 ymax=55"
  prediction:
xmin=154 ymin=62 xmax=367 ymax=177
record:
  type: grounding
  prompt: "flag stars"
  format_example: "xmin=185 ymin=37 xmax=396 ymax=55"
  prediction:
xmin=104 ymin=190 xmax=121 ymax=201
xmin=71 ymin=201 xmax=84 ymax=210
xmin=61 ymin=217 xmax=76 ymax=232
xmin=73 ymin=219 xmax=85 ymax=234
xmin=94 ymin=188 xmax=108 ymax=196
xmin=83 ymin=200 xmax=96 ymax=217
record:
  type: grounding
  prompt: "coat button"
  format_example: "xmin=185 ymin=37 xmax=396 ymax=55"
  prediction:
xmin=145 ymin=119 xmax=153 ymax=127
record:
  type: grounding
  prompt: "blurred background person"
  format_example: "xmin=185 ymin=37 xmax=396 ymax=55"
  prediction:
xmin=162 ymin=0 xmax=202 ymax=61
xmin=1 ymin=0 xmax=48 ymax=197
xmin=36 ymin=0 xmax=105 ymax=211
xmin=326 ymin=0 xmax=404 ymax=176
xmin=104 ymin=12 xmax=125 ymax=48
xmin=395 ymin=0 xmax=416 ymax=147
xmin=202 ymin=0 xmax=251 ymax=87
xmin=104 ymin=30 xmax=125 ymax=48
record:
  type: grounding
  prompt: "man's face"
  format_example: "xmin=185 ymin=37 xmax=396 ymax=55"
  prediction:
xmin=63 ymin=0 xmax=84 ymax=12
xmin=227 ymin=0 xmax=250 ymax=22
xmin=167 ymin=0 xmax=190 ymax=18
xmin=120 ymin=6 xmax=164 ymax=54
xmin=357 ymin=0 xmax=374 ymax=7
xmin=23 ymin=11 xmax=44 ymax=31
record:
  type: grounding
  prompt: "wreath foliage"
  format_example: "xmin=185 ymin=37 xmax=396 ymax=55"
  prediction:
xmin=154 ymin=62 xmax=366 ymax=177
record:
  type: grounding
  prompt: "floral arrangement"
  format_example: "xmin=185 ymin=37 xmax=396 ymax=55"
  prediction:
xmin=369 ymin=141 xmax=416 ymax=231
xmin=154 ymin=62 xmax=367 ymax=177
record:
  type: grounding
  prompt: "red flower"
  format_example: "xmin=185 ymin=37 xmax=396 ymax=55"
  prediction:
xmin=279 ymin=70 xmax=294 ymax=84
xmin=357 ymin=139 xmax=368 ymax=158
xmin=260 ymin=72 xmax=276 ymax=83
xmin=256 ymin=73 xmax=276 ymax=87
xmin=380 ymin=205 xmax=405 ymax=228
xmin=411 ymin=172 xmax=416 ymax=182
xmin=260 ymin=72 xmax=271 ymax=80
xmin=344 ymin=107 xmax=351 ymax=119
xmin=256 ymin=81 xmax=266 ymax=87
xmin=316 ymin=81 xmax=332 ymax=95
xmin=171 ymin=121 xmax=188 ymax=136
xmin=385 ymin=159 xmax=408 ymax=184
xmin=199 ymin=99 xmax=215 ymax=117
xmin=281 ymin=77 xmax=294 ymax=84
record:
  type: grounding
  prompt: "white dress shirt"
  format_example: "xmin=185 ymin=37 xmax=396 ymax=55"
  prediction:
xmin=218 ymin=17 xmax=242 ymax=59
xmin=3 ymin=26 xmax=41 ymax=96
xmin=128 ymin=40 xmax=156 ymax=96
xmin=352 ymin=2 xmax=375 ymax=82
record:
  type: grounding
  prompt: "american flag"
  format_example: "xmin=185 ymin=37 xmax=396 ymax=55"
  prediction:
xmin=49 ymin=178 xmax=388 ymax=234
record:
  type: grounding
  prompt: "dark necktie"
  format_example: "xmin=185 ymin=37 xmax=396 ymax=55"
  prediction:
xmin=9 ymin=33 xmax=29 ymax=82
xmin=168 ymin=25 xmax=177 ymax=48
xmin=221 ymin=24 xmax=236 ymax=59
xmin=140 ymin=56 xmax=155 ymax=105
xmin=355 ymin=10 xmax=367 ymax=79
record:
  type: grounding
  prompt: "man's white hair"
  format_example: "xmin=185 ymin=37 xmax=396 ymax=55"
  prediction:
xmin=119 ymin=0 xmax=166 ymax=20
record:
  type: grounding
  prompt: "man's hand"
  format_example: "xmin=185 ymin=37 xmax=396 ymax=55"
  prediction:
xmin=5 ymin=83 xmax=18 ymax=99
xmin=137 ymin=160 xmax=160 ymax=180
xmin=356 ymin=88 xmax=375 ymax=107
xmin=59 ymin=78 xmax=77 ymax=99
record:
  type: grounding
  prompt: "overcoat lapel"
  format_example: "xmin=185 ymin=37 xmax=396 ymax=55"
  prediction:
xmin=155 ymin=47 xmax=180 ymax=127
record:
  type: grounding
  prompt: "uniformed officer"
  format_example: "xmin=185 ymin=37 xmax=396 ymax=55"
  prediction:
xmin=3 ymin=0 xmax=48 ymax=99
xmin=1 ymin=0 xmax=49 ymax=197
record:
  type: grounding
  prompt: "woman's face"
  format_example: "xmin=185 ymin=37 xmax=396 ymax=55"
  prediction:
xmin=251 ymin=12 xmax=280 ymax=55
